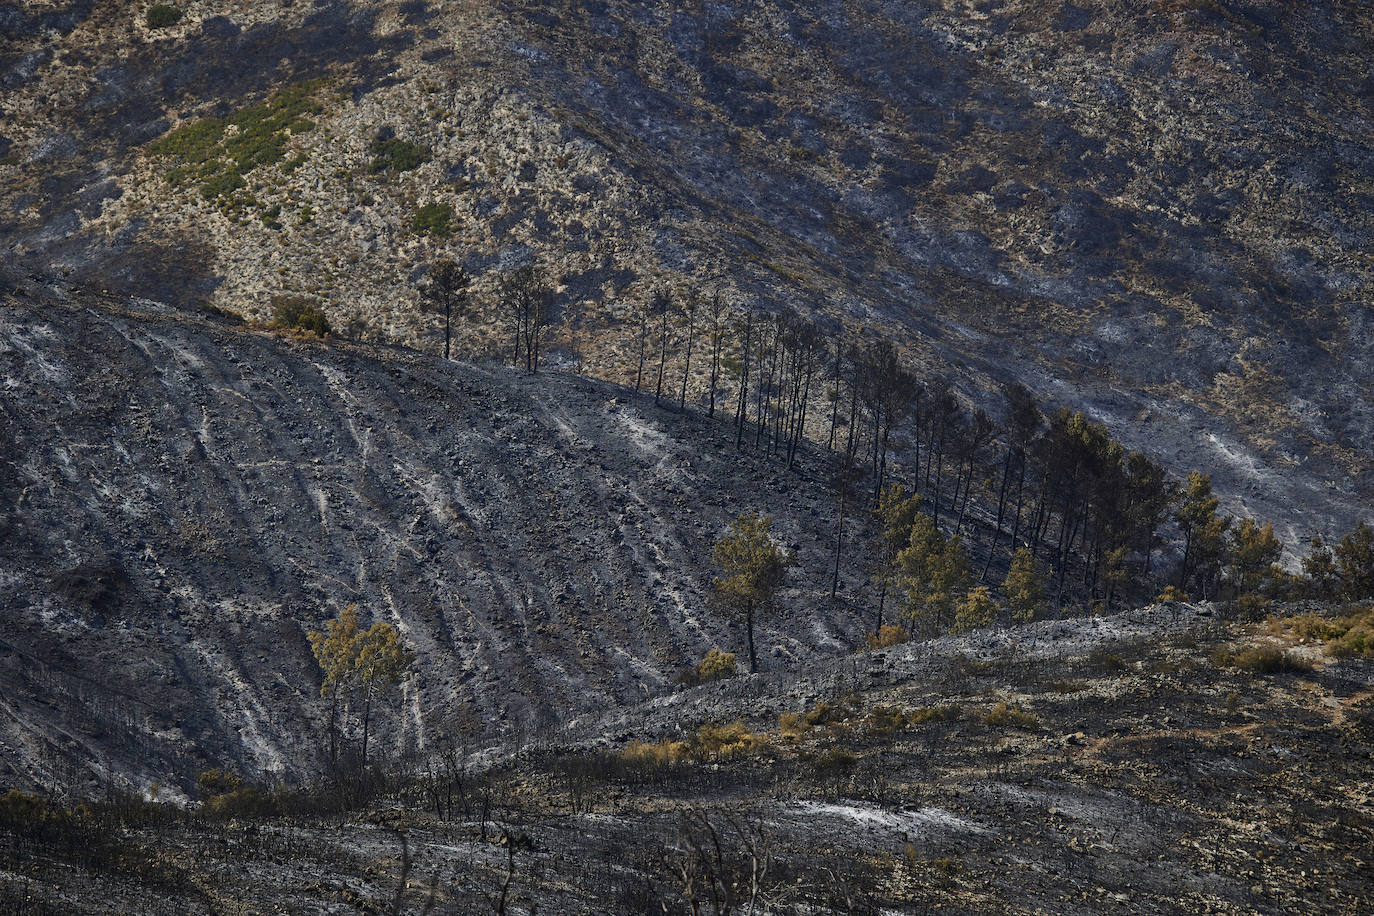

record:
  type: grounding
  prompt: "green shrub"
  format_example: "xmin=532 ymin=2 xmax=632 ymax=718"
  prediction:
xmin=412 ymin=201 xmax=453 ymax=236
xmin=1087 ymin=648 xmax=1128 ymax=672
xmin=270 ymin=295 xmax=330 ymax=335
xmin=693 ymin=720 xmax=764 ymax=758
xmin=907 ymin=705 xmax=959 ymax=726
xmin=369 ymin=137 xmax=430 ymax=174
xmin=146 ymin=4 xmax=182 ymax=28
xmin=148 ymin=81 xmax=323 ymax=204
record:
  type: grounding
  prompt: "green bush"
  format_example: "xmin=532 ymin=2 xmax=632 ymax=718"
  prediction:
xmin=148 ymin=81 xmax=323 ymax=205
xmin=412 ymin=201 xmax=453 ymax=236
xmin=270 ymin=295 xmax=330 ymax=336
xmin=369 ymin=137 xmax=430 ymax=173
xmin=146 ymin=4 xmax=182 ymax=28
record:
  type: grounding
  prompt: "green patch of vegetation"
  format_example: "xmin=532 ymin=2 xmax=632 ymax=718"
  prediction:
xmin=369 ymin=137 xmax=430 ymax=174
xmin=411 ymin=201 xmax=453 ymax=236
xmin=810 ymin=746 xmax=857 ymax=778
xmin=1269 ymin=606 xmax=1374 ymax=658
xmin=1087 ymin=648 xmax=1129 ymax=672
xmin=147 ymin=81 xmax=325 ymax=206
xmin=145 ymin=4 xmax=182 ymax=28
xmin=270 ymin=295 xmax=330 ymax=336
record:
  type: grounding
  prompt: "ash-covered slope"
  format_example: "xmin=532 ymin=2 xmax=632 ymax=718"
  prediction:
xmin=1 ymin=0 xmax=1369 ymax=542
xmin=0 ymin=290 xmax=855 ymax=795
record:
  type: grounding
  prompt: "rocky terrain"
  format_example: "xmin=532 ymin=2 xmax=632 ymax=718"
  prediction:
xmin=0 ymin=287 xmax=877 ymax=796
xmin=1 ymin=0 xmax=1370 ymax=541
xmin=3 ymin=600 xmax=1371 ymax=914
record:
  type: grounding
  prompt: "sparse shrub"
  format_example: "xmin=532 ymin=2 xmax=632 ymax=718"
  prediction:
xmin=982 ymin=702 xmax=1040 ymax=729
xmin=802 ymin=700 xmax=842 ymax=728
xmin=620 ymin=739 xmax=689 ymax=770
xmin=907 ymin=705 xmax=959 ymax=726
xmin=1213 ymin=644 xmax=1313 ymax=674
xmin=1269 ymin=606 xmax=1374 ymax=659
xmin=270 ymin=295 xmax=330 ymax=335
xmin=146 ymin=4 xmax=182 ymax=28
xmin=778 ymin=711 xmax=805 ymax=737
xmin=1155 ymin=585 xmax=1187 ymax=603
xmin=693 ymin=720 xmax=764 ymax=758
xmin=695 ymin=648 xmax=737 ymax=682
xmin=865 ymin=624 xmax=909 ymax=650
xmin=1087 ymin=648 xmax=1129 ymax=672
xmin=1225 ymin=690 xmax=1240 ymax=712
xmin=412 ymin=201 xmax=453 ymax=236
xmin=811 ymin=746 xmax=857 ymax=778
xmin=864 ymin=705 xmax=907 ymax=736
xmin=369 ymin=137 xmax=430 ymax=173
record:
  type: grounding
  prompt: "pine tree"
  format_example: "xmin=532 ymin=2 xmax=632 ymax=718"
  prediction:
xmin=1227 ymin=517 xmax=1282 ymax=599
xmin=896 ymin=511 xmax=970 ymax=634
xmin=1003 ymin=547 xmax=1047 ymax=623
xmin=1175 ymin=471 xmax=1230 ymax=598
xmin=417 ymin=259 xmax=469 ymax=360
xmin=1334 ymin=521 xmax=1374 ymax=599
xmin=712 ymin=513 xmax=791 ymax=673
xmin=871 ymin=484 xmax=920 ymax=632
xmin=951 ymin=585 xmax=998 ymax=634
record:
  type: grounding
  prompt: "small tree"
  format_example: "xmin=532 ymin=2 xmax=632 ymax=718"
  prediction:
xmin=872 ymin=485 xmax=921 ymax=632
xmin=1003 ymin=547 xmax=1046 ymax=623
xmin=951 ymin=585 xmax=998 ymax=634
xmin=308 ymin=606 xmax=416 ymax=770
xmin=1227 ymin=517 xmax=1283 ymax=600
xmin=418 ymin=258 xmax=469 ymax=360
xmin=1175 ymin=471 xmax=1230 ymax=598
xmin=896 ymin=511 xmax=970 ymax=634
xmin=1334 ymin=521 xmax=1374 ymax=599
xmin=712 ymin=513 xmax=791 ymax=673
xmin=1301 ymin=536 xmax=1341 ymax=600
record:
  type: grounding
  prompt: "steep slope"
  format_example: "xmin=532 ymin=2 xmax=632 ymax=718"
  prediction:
xmin=0 ymin=289 xmax=857 ymax=794
xmin=1 ymin=0 xmax=1370 ymax=543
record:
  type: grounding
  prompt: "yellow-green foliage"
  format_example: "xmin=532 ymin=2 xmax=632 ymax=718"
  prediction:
xmin=866 ymin=623 xmax=909 ymax=650
xmin=620 ymin=739 xmax=689 ymax=769
xmin=778 ymin=711 xmax=804 ymax=737
xmin=695 ymin=648 xmax=737 ymax=682
xmin=1211 ymin=644 xmax=1313 ymax=673
xmin=1155 ymin=585 xmax=1187 ymax=603
xmin=619 ymin=720 xmax=765 ymax=767
xmin=1004 ymin=547 xmax=1047 ymax=622
xmin=982 ymin=702 xmax=1040 ymax=729
xmin=693 ymin=720 xmax=766 ymax=758
xmin=907 ymin=705 xmax=959 ymax=726
xmin=1269 ymin=607 xmax=1374 ymax=659
xmin=864 ymin=705 xmax=907 ymax=736
xmin=951 ymin=585 xmax=998 ymax=634
xmin=148 ymin=81 xmax=324 ymax=205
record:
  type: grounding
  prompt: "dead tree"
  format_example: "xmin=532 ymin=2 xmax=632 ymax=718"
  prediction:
xmin=705 ymin=294 xmax=728 ymax=419
xmin=679 ymin=291 xmax=699 ymax=410
xmin=417 ymin=259 xmax=469 ymax=360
